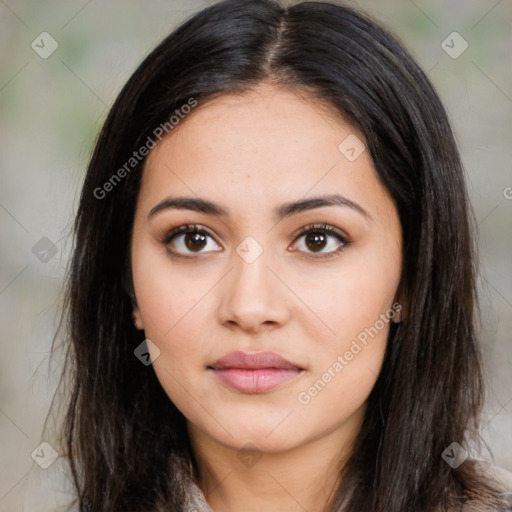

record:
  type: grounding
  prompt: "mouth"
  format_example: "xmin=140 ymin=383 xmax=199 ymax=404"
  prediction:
xmin=207 ymin=350 xmax=305 ymax=394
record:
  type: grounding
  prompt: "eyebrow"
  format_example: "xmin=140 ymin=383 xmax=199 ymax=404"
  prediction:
xmin=148 ymin=193 xmax=372 ymax=223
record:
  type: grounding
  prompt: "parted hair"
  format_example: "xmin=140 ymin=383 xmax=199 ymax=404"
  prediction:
xmin=52 ymin=0 xmax=510 ymax=510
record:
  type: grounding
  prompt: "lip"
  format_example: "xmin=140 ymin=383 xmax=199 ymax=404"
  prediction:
xmin=208 ymin=351 xmax=305 ymax=394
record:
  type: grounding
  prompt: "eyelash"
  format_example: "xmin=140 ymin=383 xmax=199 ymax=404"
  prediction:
xmin=160 ymin=223 xmax=351 ymax=260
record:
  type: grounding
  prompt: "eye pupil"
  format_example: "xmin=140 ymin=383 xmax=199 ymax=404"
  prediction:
xmin=306 ymin=232 xmax=327 ymax=251
xmin=185 ymin=232 xmax=207 ymax=251
xmin=167 ymin=225 xmax=343 ymax=257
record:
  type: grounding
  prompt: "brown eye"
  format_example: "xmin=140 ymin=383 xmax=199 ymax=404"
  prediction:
xmin=163 ymin=224 xmax=222 ymax=257
xmin=304 ymin=232 xmax=328 ymax=252
xmin=184 ymin=232 xmax=208 ymax=251
xmin=292 ymin=224 xmax=349 ymax=258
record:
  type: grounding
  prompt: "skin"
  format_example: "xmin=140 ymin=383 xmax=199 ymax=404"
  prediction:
xmin=130 ymin=82 xmax=403 ymax=512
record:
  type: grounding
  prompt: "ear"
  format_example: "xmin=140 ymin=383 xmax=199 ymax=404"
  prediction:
xmin=132 ymin=305 xmax=144 ymax=330
xmin=123 ymin=264 xmax=144 ymax=330
xmin=391 ymin=302 xmax=402 ymax=323
xmin=391 ymin=287 xmax=405 ymax=324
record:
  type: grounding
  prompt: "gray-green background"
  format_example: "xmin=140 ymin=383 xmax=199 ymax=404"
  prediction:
xmin=1 ymin=1 xmax=511 ymax=509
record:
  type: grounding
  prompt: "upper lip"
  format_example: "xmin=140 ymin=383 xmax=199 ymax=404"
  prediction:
xmin=209 ymin=351 xmax=303 ymax=370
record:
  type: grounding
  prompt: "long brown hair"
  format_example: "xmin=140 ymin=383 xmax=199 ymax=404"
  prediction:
xmin=52 ymin=0 xmax=510 ymax=510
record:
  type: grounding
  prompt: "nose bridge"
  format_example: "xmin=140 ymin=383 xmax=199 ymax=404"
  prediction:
xmin=233 ymin=238 xmax=272 ymax=292
xmin=217 ymin=235 xmax=290 ymax=331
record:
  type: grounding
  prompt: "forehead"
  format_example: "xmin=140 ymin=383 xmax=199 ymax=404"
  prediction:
xmin=144 ymin=83 xmax=353 ymax=171
xmin=139 ymin=84 xmax=395 ymax=223
xmin=159 ymin=84 xmax=350 ymax=148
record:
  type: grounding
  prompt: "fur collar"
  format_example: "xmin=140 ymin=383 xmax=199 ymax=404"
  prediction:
xmin=181 ymin=459 xmax=512 ymax=512
xmin=22 ymin=453 xmax=512 ymax=511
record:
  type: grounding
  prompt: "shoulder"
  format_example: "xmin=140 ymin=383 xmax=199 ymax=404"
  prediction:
xmin=474 ymin=459 xmax=512 ymax=493
xmin=22 ymin=455 xmax=79 ymax=512
xmin=459 ymin=460 xmax=512 ymax=512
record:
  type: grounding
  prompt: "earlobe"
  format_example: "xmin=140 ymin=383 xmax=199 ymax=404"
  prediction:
xmin=391 ymin=296 xmax=405 ymax=323
xmin=132 ymin=307 xmax=144 ymax=330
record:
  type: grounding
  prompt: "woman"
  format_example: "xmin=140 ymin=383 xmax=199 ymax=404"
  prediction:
xmin=24 ymin=0 xmax=512 ymax=510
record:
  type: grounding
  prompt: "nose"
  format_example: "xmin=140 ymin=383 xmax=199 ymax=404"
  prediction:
xmin=216 ymin=244 xmax=292 ymax=334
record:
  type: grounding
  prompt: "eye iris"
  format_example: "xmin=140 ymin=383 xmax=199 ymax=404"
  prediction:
xmin=305 ymin=232 xmax=327 ymax=251
xmin=185 ymin=232 xmax=207 ymax=251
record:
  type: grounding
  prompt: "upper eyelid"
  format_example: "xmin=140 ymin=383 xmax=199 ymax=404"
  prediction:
xmin=163 ymin=223 xmax=348 ymax=247
xmin=290 ymin=223 xmax=349 ymax=241
xmin=161 ymin=223 xmax=212 ymax=242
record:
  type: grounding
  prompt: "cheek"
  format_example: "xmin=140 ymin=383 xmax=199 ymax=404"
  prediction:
xmin=132 ymin=244 xmax=215 ymax=340
xmin=132 ymin=257 xmax=221 ymax=412
xmin=295 ymin=249 xmax=400 ymax=347
xmin=295 ymin=314 xmax=390 ymax=427
xmin=292 ymin=242 xmax=399 ymax=395
xmin=134 ymin=268 xmax=211 ymax=410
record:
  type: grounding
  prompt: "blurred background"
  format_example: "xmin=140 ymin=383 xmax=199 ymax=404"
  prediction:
xmin=1 ymin=0 xmax=511 ymax=509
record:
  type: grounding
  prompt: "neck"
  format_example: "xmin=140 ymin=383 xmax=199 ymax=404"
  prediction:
xmin=187 ymin=412 xmax=363 ymax=512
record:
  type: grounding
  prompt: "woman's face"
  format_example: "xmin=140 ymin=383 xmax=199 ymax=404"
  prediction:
xmin=130 ymin=83 xmax=402 ymax=457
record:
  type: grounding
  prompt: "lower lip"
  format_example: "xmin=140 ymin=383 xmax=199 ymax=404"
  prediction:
xmin=210 ymin=367 xmax=304 ymax=393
